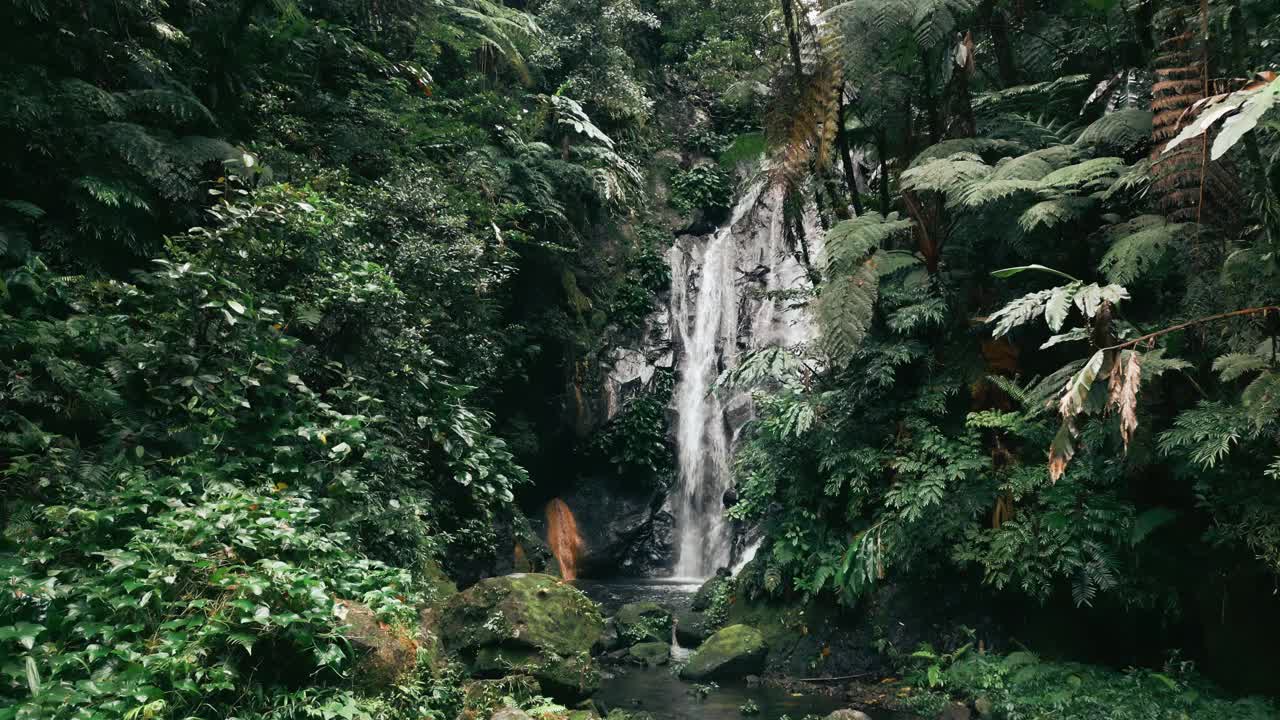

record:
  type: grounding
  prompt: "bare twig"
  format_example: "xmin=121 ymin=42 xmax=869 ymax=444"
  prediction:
xmin=1100 ymin=306 xmax=1280 ymax=352
xmin=795 ymin=672 xmax=876 ymax=682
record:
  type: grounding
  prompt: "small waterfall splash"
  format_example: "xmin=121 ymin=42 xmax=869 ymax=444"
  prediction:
xmin=545 ymin=498 xmax=583 ymax=580
xmin=668 ymin=188 xmax=820 ymax=579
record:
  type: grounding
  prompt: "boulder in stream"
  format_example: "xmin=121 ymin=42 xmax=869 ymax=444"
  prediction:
xmin=825 ymin=711 xmax=872 ymax=720
xmin=615 ymin=601 xmax=673 ymax=645
xmin=627 ymin=641 xmax=671 ymax=666
xmin=673 ymin=607 xmax=713 ymax=645
xmin=690 ymin=569 xmax=731 ymax=611
xmin=678 ymin=624 xmax=767 ymax=681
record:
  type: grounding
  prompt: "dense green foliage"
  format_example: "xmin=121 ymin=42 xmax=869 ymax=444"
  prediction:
xmin=900 ymin=647 xmax=1277 ymax=720
xmin=724 ymin=0 xmax=1280 ymax=696
xmin=4 ymin=0 xmax=1280 ymax=716
xmin=0 ymin=0 xmax=773 ymax=716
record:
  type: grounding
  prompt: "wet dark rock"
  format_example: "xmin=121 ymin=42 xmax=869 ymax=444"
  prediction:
xmin=603 ymin=648 xmax=631 ymax=666
xmin=725 ymin=571 xmax=1004 ymax=679
xmin=937 ymin=702 xmax=971 ymax=720
xmin=691 ymin=570 xmax=731 ymax=611
xmin=555 ymin=482 xmax=674 ymax=577
xmin=673 ymin=608 xmax=713 ymax=645
xmin=627 ymin=641 xmax=671 ymax=666
xmin=616 ymin=602 xmax=673 ymax=645
xmin=678 ymin=624 xmax=767 ymax=681
xmin=595 ymin=617 xmax=623 ymax=654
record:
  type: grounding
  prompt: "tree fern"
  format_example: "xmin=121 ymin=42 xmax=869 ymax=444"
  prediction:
xmin=1098 ymin=218 xmax=1187 ymax=284
xmin=1074 ymin=108 xmax=1153 ymax=160
xmin=900 ymin=153 xmax=992 ymax=196
xmin=716 ymin=347 xmax=808 ymax=390
xmin=1039 ymin=157 xmax=1126 ymax=192
xmin=972 ymin=74 xmax=1091 ymax=117
xmin=1018 ymin=197 xmax=1096 ymax=233
xmin=983 ymin=113 xmax=1081 ymax=150
xmin=1213 ymin=353 xmax=1270 ymax=382
xmin=818 ymin=259 xmax=879 ymax=364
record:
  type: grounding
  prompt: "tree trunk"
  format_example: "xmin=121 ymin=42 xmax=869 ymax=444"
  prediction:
xmin=978 ymin=0 xmax=1018 ymax=86
xmin=781 ymin=0 xmax=804 ymax=75
xmin=877 ymin=130 xmax=891 ymax=213
xmin=837 ymin=93 xmax=865 ymax=216
xmin=942 ymin=33 xmax=977 ymax=139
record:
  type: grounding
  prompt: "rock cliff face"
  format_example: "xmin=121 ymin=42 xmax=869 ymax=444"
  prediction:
xmin=553 ymin=186 xmax=822 ymax=578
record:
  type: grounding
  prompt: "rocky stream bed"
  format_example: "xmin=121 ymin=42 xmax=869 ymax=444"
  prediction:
xmin=352 ymin=572 xmax=953 ymax=720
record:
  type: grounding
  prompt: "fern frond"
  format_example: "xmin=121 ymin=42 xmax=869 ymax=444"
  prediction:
xmin=1018 ymin=197 xmax=1096 ymax=233
xmin=1039 ymin=157 xmax=1126 ymax=192
xmin=716 ymin=347 xmax=809 ymax=390
xmin=983 ymin=113 xmax=1081 ymax=149
xmin=823 ymin=213 xmax=914 ymax=275
xmin=972 ymin=74 xmax=1091 ymax=116
xmin=951 ymin=178 xmax=1044 ymax=209
xmin=1213 ymin=354 xmax=1270 ymax=383
xmin=817 ymin=259 xmax=878 ymax=363
xmin=1074 ymin=108 xmax=1153 ymax=159
xmin=988 ymin=289 xmax=1053 ymax=338
xmin=900 ymin=154 xmax=991 ymax=196
xmin=1098 ymin=219 xmax=1186 ymax=284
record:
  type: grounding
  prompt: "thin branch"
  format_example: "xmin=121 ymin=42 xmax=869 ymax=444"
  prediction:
xmin=794 ymin=672 xmax=876 ymax=682
xmin=1100 ymin=306 xmax=1280 ymax=351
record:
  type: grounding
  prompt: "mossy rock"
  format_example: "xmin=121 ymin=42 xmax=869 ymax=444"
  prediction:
xmin=627 ymin=642 xmax=671 ymax=666
xmin=421 ymin=557 xmax=458 ymax=605
xmin=460 ymin=675 xmax=541 ymax=719
xmin=691 ymin=571 xmax=730 ymax=612
xmin=605 ymin=711 xmax=655 ymax=720
xmin=337 ymin=599 xmax=418 ymax=688
xmin=615 ymin=601 xmax=672 ymax=645
xmin=595 ymin=616 xmax=623 ymax=654
xmin=473 ymin=645 xmax=601 ymax=701
xmin=678 ymin=624 xmax=767 ymax=681
xmin=440 ymin=573 xmax=604 ymax=657
xmin=673 ymin=608 xmax=712 ymax=646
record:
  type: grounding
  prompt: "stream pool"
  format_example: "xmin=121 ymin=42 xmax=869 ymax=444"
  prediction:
xmin=575 ymin=580 xmax=916 ymax=720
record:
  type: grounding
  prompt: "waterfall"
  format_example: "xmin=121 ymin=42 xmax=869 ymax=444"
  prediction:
xmin=668 ymin=188 xmax=820 ymax=579
xmin=545 ymin=498 xmax=583 ymax=580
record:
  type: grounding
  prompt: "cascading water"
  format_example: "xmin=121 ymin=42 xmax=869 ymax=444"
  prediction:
xmin=668 ymin=188 xmax=820 ymax=578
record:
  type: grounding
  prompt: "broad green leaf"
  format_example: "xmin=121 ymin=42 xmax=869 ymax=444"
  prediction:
xmin=25 ymin=656 xmax=40 ymax=697
xmin=991 ymin=264 xmax=1080 ymax=282
xmin=1045 ymin=282 xmax=1081 ymax=331
xmin=1212 ymin=78 xmax=1280 ymax=159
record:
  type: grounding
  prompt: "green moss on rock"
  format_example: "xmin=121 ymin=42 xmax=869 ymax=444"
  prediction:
xmin=678 ymin=624 xmax=767 ymax=681
xmin=473 ymin=646 xmax=601 ymax=700
xmin=691 ymin=572 xmax=730 ymax=611
xmin=440 ymin=573 xmax=604 ymax=656
xmin=439 ymin=573 xmax=605 ymax=702
xmin=628 ymin=641 xmax=671 ymax=666
xmin=615 ymin=601 xmax=672 ymax=645
xmin=673 ymin=608 xmax=713 ymax=645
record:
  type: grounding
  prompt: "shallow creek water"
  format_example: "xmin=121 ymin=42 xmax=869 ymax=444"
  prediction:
xmin=575 ymin=580 xmax=915 ymax=720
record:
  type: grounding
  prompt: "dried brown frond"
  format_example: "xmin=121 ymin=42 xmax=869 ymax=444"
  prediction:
xmin=765 ymin=58 xmax=842 ymax=193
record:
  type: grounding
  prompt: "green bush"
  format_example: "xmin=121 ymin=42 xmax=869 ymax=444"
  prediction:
xmin=669 ymin=165 xmax=733 ymax=215
xmin=899 ymin=649 xmax=1279 ymax=720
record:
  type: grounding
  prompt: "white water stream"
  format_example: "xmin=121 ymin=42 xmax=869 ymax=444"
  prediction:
xmin=668 ymin=188 xmax=820 ymax=578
